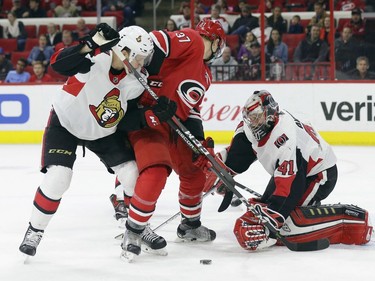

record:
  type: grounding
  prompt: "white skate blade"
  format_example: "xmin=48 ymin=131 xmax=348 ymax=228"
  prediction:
xmin=120 ymin=250 xmax=137 ymax=263
xmin=141 ymin=244 xmax=168 ymax=256
xmin=23 ymin=254 xmax=31 ymax=264
xmin=117 ymin=218 xmax=126 ymax=229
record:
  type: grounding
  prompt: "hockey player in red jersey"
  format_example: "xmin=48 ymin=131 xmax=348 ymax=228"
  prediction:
xmin=203 ymin=90 xmax=372 ymax=251
xmin=18 ymin=23 xmax=177 ymax=257
xmin=114 ymin=19 xmax=226 ymax=260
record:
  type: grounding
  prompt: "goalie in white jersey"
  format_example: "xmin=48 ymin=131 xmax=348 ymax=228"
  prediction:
xmin=19 ymin=23 xmax=177 ymax=257
xmin=204 ymin=90 xmax=372 ymax=251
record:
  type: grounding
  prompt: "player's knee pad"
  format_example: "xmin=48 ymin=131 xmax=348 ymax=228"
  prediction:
xmin=279 ymin=204 xmax=373 ymax=245
xmin=40 ymin=165 xmax=73 ymax=200
xmin=112 ymin=160 xmax=139 ymax=197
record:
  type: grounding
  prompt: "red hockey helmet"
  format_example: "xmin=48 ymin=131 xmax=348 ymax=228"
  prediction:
xmin=195 ymin=18 xmax=226 ymax=59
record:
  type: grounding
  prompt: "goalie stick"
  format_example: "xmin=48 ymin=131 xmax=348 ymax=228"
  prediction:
xmin=112 ymin=47 xmax=330 ymax=251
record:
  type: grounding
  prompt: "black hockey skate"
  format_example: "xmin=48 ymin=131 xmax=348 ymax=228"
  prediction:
xmin=140 ymin=224 xmax=167 ymax=256
xmin=19 ymin=224 xmax=44 ymax=256
xmin=177 ymin=219 xmax=216 ymax=242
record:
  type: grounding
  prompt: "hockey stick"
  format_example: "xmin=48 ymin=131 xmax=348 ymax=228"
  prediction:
xmin=112 ymin=48 xmax=329 ymax=251
xmin=114 ymin=186 xmax=217 ymax=240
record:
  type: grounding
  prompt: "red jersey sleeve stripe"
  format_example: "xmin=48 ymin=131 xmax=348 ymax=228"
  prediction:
xmin=150 ymin=30 xmax=169 ymax=57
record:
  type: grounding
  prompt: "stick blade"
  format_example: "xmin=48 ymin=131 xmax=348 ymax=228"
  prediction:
xmin=283 ymin=238 xmax=330 ymax=252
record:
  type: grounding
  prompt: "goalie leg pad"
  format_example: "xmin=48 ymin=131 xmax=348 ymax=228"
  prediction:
xmin=279 ymin=204 xmax=373 ymax=245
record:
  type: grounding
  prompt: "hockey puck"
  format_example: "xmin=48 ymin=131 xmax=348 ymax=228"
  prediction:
xmin=200 ymin=259 xmax=212 ymax=265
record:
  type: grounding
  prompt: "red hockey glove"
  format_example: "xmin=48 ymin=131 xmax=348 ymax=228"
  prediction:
xmin=192 ymin=137 xmax=215 ymax=173
xmin=143 ymin=96 xmax=177 ymax=127
xmin=203 ymin=148 xmax=236 ymax=194
xmin=233 ymin=204 xmax=285 ymax=251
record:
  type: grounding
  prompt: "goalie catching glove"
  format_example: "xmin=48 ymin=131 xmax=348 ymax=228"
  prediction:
xmin=233 ymin=202 xmax=285 ymax=251
xmin=81 ymin=23 xmax=120 ymax=52
xmin=142 ymin=96 xmax=177 ymax=128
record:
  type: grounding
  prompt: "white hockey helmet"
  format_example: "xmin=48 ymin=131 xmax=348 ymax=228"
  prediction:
xmin=116 ymin=25 xmax=154 ymax=63
xmin=242 ymin=90 xmax=279 ymax=141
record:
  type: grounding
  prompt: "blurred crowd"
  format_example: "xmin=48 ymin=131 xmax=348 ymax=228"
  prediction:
xmin=1 ymin=0 xmax=375 ymax=82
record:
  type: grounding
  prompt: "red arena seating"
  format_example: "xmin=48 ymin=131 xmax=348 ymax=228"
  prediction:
xmin=11 ymin=51 xmax=30 ymax=66
xmin=282 ymin=33 xmax=306 ymax=62
xmin=0 ymin=38 xmax=17 ymax=54
xmin=24 ymin=38 xmax=40 ymax=51
xmin=25 ymin=25 xmax=37 ymax=38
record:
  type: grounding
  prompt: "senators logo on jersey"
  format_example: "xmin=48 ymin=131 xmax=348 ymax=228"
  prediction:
xmin=177 ymin=80 xmax=205 ymax=108
xmin=89 ymin=88 xmax=124 ymax=128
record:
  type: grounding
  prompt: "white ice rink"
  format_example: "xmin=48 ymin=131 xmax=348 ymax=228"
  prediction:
xmin=0 ymin=144 xmax=374 ymax=281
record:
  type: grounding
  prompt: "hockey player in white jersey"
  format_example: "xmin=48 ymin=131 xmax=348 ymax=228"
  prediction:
xmin=204 ymin=90 xmax=372 ymax=251
xmin=19 ymin=23 xmax=177 ymax=257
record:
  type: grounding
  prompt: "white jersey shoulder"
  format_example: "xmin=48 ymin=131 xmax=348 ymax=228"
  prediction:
xmin=243 ymin=110 xmax=336 ymax=177
xmin=53 ymin=51 xmax=147 ymax=140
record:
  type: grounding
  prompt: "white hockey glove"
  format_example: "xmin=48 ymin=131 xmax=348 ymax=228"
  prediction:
xmin=82 ymin=23 xmax=120 ymax=52
xmin=233 ymin=203 xmax=285 ymax=251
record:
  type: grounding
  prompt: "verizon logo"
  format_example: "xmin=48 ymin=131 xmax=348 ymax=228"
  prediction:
xmin=321 ymin=95 xmax=374 ymax=121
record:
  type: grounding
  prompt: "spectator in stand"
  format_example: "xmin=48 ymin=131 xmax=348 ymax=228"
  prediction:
xmin=211 ymin=46 xmax=238 ymax=81
xmin=10 ymin=0 xmax=28 ymax=19
xmin=54 ymin=30 xmax=79 ymax=51
xmin=101 ymin=1 xmax=137 ymax=27
xmin=307 ymin=2 xmax=328 ymax=30
xmin=214 ymin=0 xmax=229 ymax=14
xmin=335 ymin=26 xmax=363 ymax=74
xmin=22 ymin=0 xmax=47 ymax=18
xmin=0 ymin=48 xmax=13 ymax=82
xmin=4 ymin=58 xmax=30 ymax=83
xmin=319 ymin=17 xmax=339 ymax=46
xmin=74 ymin=18 xmax=91 ymax=39
xmin=237 ymin=31 xmax=257 ymax=63
xmin=335 ymin=0 xmax=365 ymax=11
xmin=3 ymin=11 xmax=27 ymax=51
xmin=230 ymin=4 xmax=258 ymax=41
xmin=294 ymin=24 xmax=329 ymax=63
xmin=29 ymin=61 xmax=54 ymax=83
xmin=266 ymin=29 xmax=288 ymax=64
xmin=45 ymin=23 xmax=62 ymax=47
xmin=307 ymin=0 xmax=329 ymax=11
xmin=288 ymin=15 xmax=305 ymax=34
xmin=27 ymin=34 xmax=55 ymax=67
xmin=347 ymin=56 xmax=375 ymax=79
xmin=206 ymin=4 xmax=230 ymax=33
xmin=175 ymin=2 xmax=191 ymax=29
xmin=193 ymin=0 xmax=209 ymax=14
xmin=251 ymin=16 xmax=273 ymax=44
xmin=244 ymin=41 xmax=271 ymax=80
xmin=256 ymin=0 xmax=274 ymax=13
xmin=165 ymin=19 xmax=178 ymax=32
xmin=267 ymin=6 xmax=287 ymax=35
xmin=54 ymin=0 xmax=79 ymax=17
xmin=344 ymin=8 xmax=366 ymax=41
xmin=233 ymin=0 xmax=247 ymax=13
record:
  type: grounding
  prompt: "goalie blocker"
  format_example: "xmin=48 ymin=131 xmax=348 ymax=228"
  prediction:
xmin=234 ymin=203 xmax=373 ymax=251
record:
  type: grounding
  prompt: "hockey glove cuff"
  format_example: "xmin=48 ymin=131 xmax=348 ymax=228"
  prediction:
xmin=143 ymin=96 xmax=177 ymax=128
xmin=192 ymin=137 xmax=215 ymax=173
xmin=81 ymin=23 xmax=120 ymax=52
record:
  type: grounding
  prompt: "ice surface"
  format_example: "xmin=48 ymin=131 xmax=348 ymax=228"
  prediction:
xmin=0 ymin=145 xmax=374 ymax=281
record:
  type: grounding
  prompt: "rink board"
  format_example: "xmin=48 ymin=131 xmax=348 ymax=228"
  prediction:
xmin=0 ymin=83 xmax=374 ymax=145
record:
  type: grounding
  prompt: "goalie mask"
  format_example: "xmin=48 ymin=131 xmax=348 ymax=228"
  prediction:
xmin=242 ymin=90 xmax=279 ymax=141
xmin=195 ymin=18 xmax=226 ymax=62
xmin=116 ymin=26 xmax=154 ymax=64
